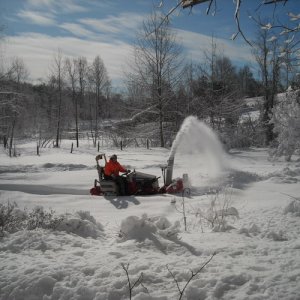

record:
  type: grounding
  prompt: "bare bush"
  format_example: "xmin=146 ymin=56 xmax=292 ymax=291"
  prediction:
xmin=26 ymin=206 xmax=64 ymax=230
xmin=173 ymin=188 xmax=191 ymax=231
xmin=0 ymin=203 xmax=64 ymax=236
xmin=194 ymin=188 xmax=239 ymax=232
xmin=0 ymin=202 xmax=24 ymax=236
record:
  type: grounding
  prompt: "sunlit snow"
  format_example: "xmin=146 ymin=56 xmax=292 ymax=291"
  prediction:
xmin=0 ymin=119 xmax=300 ymax=300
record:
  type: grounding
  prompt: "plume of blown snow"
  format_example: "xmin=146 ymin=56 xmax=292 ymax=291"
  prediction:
xmin=170 ymin=116 xmax=228 ymax=183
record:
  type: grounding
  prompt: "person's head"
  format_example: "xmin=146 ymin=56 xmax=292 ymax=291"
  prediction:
xmin=110 ymin=154 xmax=117 ymax=161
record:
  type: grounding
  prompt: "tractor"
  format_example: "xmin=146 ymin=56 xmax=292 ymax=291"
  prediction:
xmin=90 ymin=153 xmax=188 ymax=196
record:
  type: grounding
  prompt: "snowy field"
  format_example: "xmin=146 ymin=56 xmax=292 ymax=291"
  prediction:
xmin=1 ymin=125 xmax=300 ymax=299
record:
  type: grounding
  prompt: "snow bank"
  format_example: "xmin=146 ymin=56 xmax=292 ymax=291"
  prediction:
xmin=0 ymin=163 xmax=92 ymax=174
xmin=227 ymin=170 xmax=262 ymax=189
xmin=119 ymin=214 xmax=180 ymax=243
xmin=284 ymin=199 xmax=300 ymax=216
xmin=0 ymin=204 xmax=104 ymax=239
xmin=265 ymin=166 xmax=300 ymax=184
xmin=56 ymin=210 xmax=104 ymax=239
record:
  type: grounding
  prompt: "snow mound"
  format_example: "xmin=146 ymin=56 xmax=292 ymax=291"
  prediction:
xmin=0 ymin=163 xmax=92 ymax=174
xmin=238 ymin=224 xmax=261 ymax=237
xmin=265 ymin=167 xmax=300 ymax=183
xmin=227 ymin=170 xmax=262 ymax=189
xmin=119 ymin=215 xmax=157 ymax=241
xmin=0 ymin=229 xmax=72 ymax=253
xmin=0 ymin=204 xmax=104 ymax=239
xmin=191 ymin=169 xmax=261 ymax=194
xmin=119 ymin=214 xmax=180 ymax=243
xmin=56 ymin=211 xmax=104 ymax=239
xmin=266 ymin=230 xmax=288 ymax=241
xmin=42 ymin=163 xmax=91 ymax=171
xmin=213 ymin=273 xmax=251 ymax=298
xmin=284 ymin=199 xmax=300 ymax=216
xmin=0 ymin=165 xmax=39 ymax=174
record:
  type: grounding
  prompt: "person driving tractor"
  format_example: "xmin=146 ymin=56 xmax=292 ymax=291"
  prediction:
xmin=104 ymin=154 xmax=130 ymax=196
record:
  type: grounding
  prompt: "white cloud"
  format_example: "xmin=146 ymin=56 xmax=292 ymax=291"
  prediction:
xmin=3 ymin=23 xmax=255 ymax=88
xmin=17 ymin=10 xmax=56 ymax=26
xmin=80 ymin=12 xmax=145 ymax=35
xmin=176 ymin=29 xmax=255 ymax=66
xmin=58 ymin=0 xmax=88 ymax=13
xmin=26 ymin=0 xmax=88 ymax=14
xmin=107 ymin=12 xmax=146 ymax=31
xmin=80 ymin=18 xmax=119 ymax=34
xmin=26 ymin=0 xmax=56 ymax=8
xmin=5 ymin=33 xmax=132 ymax=86
xmin=59 ymin=23 xmax=96 ymax=38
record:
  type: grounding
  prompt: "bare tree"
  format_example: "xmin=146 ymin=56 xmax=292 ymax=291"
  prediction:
xmin=31 ymin=82 xmax=57 ymax=148
xmin=9 ymin=57 xmax=29 ymax=87
xmin=49 ymin=49 xmax=65 ymax=148
xmin=0 ymin=24 xmax=6 ymax=81
xmin=0 ymin=25 xmax=16 ymax=83
xmin=194 ymin=38 xmax=242 ymax=127
xmin=103 ymin=78 xmax=112 ymax=119
xmin=237 ymin=65 xmax=260 ymax=98
xmin=253 ymin=24 xmax=282 ymax=145
xmin=77 ymin=56 xmax=88 ymax=119
xmin=0 ymin=92 xmax=24 ymax=156
xmin=88 ymin=55 xmax=110 ymax=147
xmin=128 ymin=11 xmax=183 ymax=147
xmin=279 ymin=33 xmax=298 ymax=89
xmin=65 ymin=57 xmax=80 ymax=147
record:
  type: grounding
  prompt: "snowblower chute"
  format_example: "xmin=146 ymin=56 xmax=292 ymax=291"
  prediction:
xmin=90 ymin=154 xmax=188 ymax=196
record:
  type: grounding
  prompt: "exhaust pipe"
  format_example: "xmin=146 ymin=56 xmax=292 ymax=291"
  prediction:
xmin=165 ymin=155 xmax=175 ymax=186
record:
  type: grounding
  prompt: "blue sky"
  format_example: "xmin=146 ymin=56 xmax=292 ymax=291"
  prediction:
xmin=1 ymin=0 xmax=298 ymax=89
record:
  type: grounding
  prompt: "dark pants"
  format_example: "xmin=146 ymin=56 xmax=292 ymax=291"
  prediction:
xmin=104 ymin=175 xmax=127 ymax=196
xmin=116 ymin=176 xmax=127 ymax=195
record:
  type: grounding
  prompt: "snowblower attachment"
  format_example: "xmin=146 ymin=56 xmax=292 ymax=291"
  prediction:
xmin=159 ymin=153 xmax=189 ymax=194
xmin=165 ymin=156 xmax=174 ymax=186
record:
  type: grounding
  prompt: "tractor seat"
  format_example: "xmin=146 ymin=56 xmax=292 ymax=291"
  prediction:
xmin=97 ymin=166 xmax=105 ymax=181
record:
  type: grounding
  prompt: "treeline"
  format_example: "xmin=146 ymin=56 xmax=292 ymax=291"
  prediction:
xmin=1 ymin=12 xmax=300 ymax=156
xmin=0 ymin=53 xmax=129 ymax=153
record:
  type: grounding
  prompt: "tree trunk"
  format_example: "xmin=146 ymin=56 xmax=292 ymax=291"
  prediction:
xmin=74 ymin=91 xmax=79 ymax=148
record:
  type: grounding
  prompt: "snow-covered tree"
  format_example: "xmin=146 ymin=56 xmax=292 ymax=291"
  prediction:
xmin=271 ymin=89 xmax=300 ymax=161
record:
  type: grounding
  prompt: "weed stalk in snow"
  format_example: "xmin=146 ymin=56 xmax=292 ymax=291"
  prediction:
xmin=167 ymin=252 xmax=216 ymax=300
xmin=121 ymin=263 xmax=148 ymax=299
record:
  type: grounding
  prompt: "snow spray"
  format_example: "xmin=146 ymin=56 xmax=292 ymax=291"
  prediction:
xmin=166 ymin=116 xmax=227 ymax=185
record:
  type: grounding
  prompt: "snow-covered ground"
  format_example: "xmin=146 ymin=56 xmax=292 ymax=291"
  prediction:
xmin=1 ymin=127 xmax=300 ymax=299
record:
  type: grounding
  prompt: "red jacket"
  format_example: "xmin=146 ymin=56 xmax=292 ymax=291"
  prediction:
xmin=104 ymin=159 xmax=126 ymax=177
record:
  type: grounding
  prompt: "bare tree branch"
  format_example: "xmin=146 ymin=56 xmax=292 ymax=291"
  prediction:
xmin=158 ymin=0 xmax=296 ymax=47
